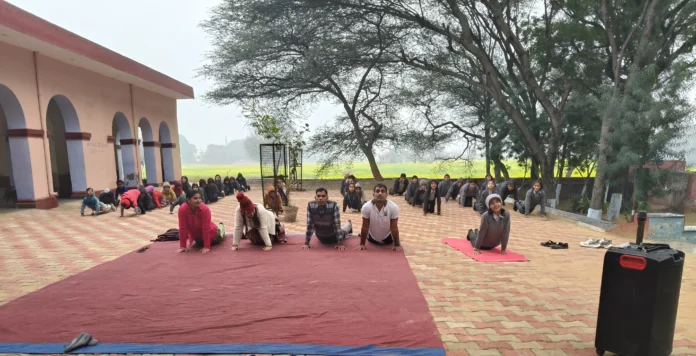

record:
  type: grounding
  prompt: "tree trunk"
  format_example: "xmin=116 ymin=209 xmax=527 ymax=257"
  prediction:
xmin=493 ymin=160 xmax=501 ymax=182
xmin=589 ymin=119 xmax=611 ymax=214
xmin=363 ymin=149 xmax=383 ymax=181
xmin=485 ymin=116 xmax=491 ymax=177
xmin=531 ymin=157 xmax=540 ymax=180
xmin=493 ymin=155 xmax=509 ymax=182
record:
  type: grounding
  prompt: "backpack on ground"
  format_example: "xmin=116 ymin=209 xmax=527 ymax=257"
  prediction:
xmin=153 ymin=228 xmax=179 ymax=242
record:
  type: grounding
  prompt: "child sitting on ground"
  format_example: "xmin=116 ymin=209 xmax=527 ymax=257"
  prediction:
xmin=263 ymin=184 xmax=284 ymax=216
xmin=343 ymin=183 xmax=361 ymax=212
xmin=81 ymin=188 xmax=115 ymax=216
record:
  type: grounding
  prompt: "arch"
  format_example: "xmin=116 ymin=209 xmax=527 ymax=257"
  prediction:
xmin=112 ymin=112 xmax=137 ymax=185
xmin=138 ymin=117 xmax=158 ymax=185
xmin=158 ymin=121 xmax=175 ymax=182
xmin=0 ymin=83 xmax=34 ymax=200
xmin=46 ymin=95 xmax=87 ymax=197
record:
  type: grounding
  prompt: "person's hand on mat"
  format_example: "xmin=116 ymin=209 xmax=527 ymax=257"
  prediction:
xmin=302 ymin=243 xmax=311 ymax=250
xmin=335 ymin=244 xmax=346 ymax=250
xmin=263 ymin=246 xmax=273 ymax=251
xmin=393 ymin=245 xmax=403 ymax=252
xmin=355 ymin=244 xmax=367 ymax=250
xmin=473 ymin=249 xmax=481 ymax=255
xmin=230 ymin=245 xmax=240 ymax=251
xmin=200 ymin=248 xmax=210 ymax=254
xmin=176 ymin=248 xmax=187 ymax=253
xmin=500 ymin=250 xmax=507 ymax=255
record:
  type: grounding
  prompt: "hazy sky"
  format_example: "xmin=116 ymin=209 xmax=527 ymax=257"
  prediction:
xmin=7 ymin=0 xmax=695 ymax=156
xmin=7 ymin=0 xmax=342 ymax=149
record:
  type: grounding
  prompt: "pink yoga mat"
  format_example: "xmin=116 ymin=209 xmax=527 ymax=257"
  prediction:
xmin=443 ymin=237 xmax=528 ymax=262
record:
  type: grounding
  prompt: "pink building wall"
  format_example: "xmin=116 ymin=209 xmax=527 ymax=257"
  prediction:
xmin=0 ymin=41 xmax=182 ymax=208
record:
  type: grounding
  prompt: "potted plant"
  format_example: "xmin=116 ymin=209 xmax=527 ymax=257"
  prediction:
xmin=245 ymin=105 xmax=309 ymax=223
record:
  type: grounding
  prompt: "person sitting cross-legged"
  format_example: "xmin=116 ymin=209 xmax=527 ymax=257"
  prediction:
xmin=303 ymin=188 xmax=353 ymax=250
xmin=176 ymin=190 xmax=224 ymax=254
xmin=468 ymin=193 xmax=510 ymax=255
xmin=263 ymin=184 xmax=284 ymax=216
xmin=231 ymin=192 xmax=285 ymax=251
xmin=81 ymin=188 xmax=115 ymax=216
xmin=357 ymin=183 xmax=402 ymax=251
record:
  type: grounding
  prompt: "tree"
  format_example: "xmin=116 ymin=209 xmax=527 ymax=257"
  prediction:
xmin=199 ymin=0 xmax=405 ymax=180
xmin=178 ymin=135 xmax=198 ymax=165
xmin=555 ymin=0 xmax=696 ymax=217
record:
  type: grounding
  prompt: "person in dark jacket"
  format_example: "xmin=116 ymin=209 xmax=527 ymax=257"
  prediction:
xmin=115 ymin=179 xmax=128 ymax=201
xmin=198 ymin=179 xmax=209 ymax=204
xmin=237 ymin=173 xmax=250 ymax=191
xmin=446 ymin=178 xmax=463 ymax=202
xmin=343 ymin=183 xmax=361 ymax=212
xmin=460 ymin=180 xmax=478 ymax=207
xmin=468 ymin=193 xmax=510 ymax=255
xmin=518 ymin=180 xmax=546 ymax=217
xmin=180 ymin=176 xmax=191 ymax=196
xmin=404 ymin=175 xmax=420 ymax=202
xmin=339 ymin=173 xmax=350 ymax=196
xmin=437 ymin=174 xmax=452 ymax=198
xmin=214 ymin=175 xmax=226 ymax=198
xmin=410 ymin=181 xmax=428 ymax=207
xmin=498 ymin=180 xmax=519 ymax=210
xmin=475 ymin=180 xmax=496 ymax=214
xmin=479 ymin=174 xmax=494 ymax=192
xmin=206 ymin=178 xmax=219 ymax=203
xmin=99 ymin=188 xmax=118 ymax=206
xmin=424 ymin=180 xmax=441 ymax=215
xmin=390 ymin=173 xmax=409 ymax=196
xmin=222 ymin=177 xmax=233 ymax=195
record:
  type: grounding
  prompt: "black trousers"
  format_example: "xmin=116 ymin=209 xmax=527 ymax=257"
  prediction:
xmin=367 ymin=233 xmax=394 ymax=245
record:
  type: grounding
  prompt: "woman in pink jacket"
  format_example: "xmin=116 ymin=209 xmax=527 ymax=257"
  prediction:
xmin=177 ymin=190 xmax=224 ymax=254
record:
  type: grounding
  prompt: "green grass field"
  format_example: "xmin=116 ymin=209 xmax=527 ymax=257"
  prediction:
xmin=182 ymin=160 xmax=594 ymax=180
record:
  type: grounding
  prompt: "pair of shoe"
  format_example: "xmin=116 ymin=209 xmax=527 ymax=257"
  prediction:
xmin=541 ymin=240 xmax=568 ymax=249
xmin=580 ymin=238 xmax=612 ymax=248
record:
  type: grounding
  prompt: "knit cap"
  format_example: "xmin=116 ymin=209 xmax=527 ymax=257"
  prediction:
xmin=486 ymin=193 xmax=502 ymax=208
xmin=236 ymin=192 xmax=255 ymax=214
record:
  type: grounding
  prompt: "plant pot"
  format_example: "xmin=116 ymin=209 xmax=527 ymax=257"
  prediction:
xmin=283 ymin=205 xmax=299 ymax=223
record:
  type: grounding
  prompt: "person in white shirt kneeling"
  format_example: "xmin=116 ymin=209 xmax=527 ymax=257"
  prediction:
xmin=357 ymin=183 xmax=402 ymax=251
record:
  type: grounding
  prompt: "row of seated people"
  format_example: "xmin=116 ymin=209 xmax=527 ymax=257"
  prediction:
xmin=389 ymin=173 xmax=547 ymax=217
xmin=80 ymin=173 xmax=253 ymax=217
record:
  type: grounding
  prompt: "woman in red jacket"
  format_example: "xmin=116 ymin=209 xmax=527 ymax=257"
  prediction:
xmin=177 ymin=190 xmax=224 ymax=254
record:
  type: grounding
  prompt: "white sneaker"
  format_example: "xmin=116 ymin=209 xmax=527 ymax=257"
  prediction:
xmin=580 ymin=238 xmax=602 ymax=248
xmin=599 ymin=238 xmax=612 ymax=248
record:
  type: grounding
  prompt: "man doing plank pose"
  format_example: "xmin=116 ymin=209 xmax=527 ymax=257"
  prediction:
xmin=357 ymin=183 xmax=402 ymax=251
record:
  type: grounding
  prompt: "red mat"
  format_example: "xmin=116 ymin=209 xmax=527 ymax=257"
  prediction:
xmin=443 ymin=237 xmax=528 ymax=262
xmin=0 ymin=235 xmax=442 ymax=352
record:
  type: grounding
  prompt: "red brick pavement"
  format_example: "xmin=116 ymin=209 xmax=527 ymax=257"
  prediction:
xmin=0 ymin=189 xmax=694 ymax=356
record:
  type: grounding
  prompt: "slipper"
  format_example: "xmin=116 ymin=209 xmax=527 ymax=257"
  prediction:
xmin=540 ymin=240 xmax=556 ymax=247
xmin=64 ymin=332 xmax=98 ymax=353
xmin=551 ymin=242 xmax=568 ymax=249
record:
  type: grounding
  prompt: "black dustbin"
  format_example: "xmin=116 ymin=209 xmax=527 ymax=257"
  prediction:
xmin=595 ymin=243 xmax=685 ymax=356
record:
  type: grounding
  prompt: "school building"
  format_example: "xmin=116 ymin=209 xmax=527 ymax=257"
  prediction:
xmin=0 ymin=2 xmax=194 ymax=209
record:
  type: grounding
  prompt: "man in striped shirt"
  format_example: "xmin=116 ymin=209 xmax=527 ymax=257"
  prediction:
xmin=303 ymin=188 xmax=353 ymax=250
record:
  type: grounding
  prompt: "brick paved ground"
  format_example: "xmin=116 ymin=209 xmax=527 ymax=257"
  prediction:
xmin=1 ymin=189 xmax=695 ymax=356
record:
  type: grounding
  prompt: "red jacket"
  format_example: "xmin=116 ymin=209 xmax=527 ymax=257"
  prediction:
xmin=178 ymin=202 xmax=217 ymax=249
xmin=121 ymin=189 xmax=141 ymax=209
xmin=152 ymin=189 xmax=163 ymax=208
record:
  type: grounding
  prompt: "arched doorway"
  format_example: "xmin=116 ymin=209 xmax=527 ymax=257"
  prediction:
xmin=46 ymin=95 xmax=87 ymax=198
xmin=112 ymin=112 xmax=137 ymax=186
xmin=138 ymin=118 xmax=157 ymax=185
xmin=159 ymin=122 xmax=175 ymax=182
xmin=0 ymin=84 xmax=34 ymax=202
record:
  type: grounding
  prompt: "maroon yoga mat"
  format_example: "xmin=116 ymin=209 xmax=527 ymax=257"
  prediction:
xmin=0 ymin=236 xmax=442 ymax=349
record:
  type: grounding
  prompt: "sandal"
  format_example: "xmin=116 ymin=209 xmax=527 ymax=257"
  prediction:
xmin=541 ymin=240 xmax=556 ymax=247
xmin=551 ymin=242 xmax=568 ymax=249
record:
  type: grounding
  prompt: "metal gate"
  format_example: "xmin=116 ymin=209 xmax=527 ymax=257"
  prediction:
xmin=289 ymin=146 xmax=303 ymax=191
xmin=259 ymin=143 xmax=287 ymax=192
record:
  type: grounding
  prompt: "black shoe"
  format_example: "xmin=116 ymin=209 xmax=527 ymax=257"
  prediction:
xmin=467 ymin=229 xmax=473 ymax=241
